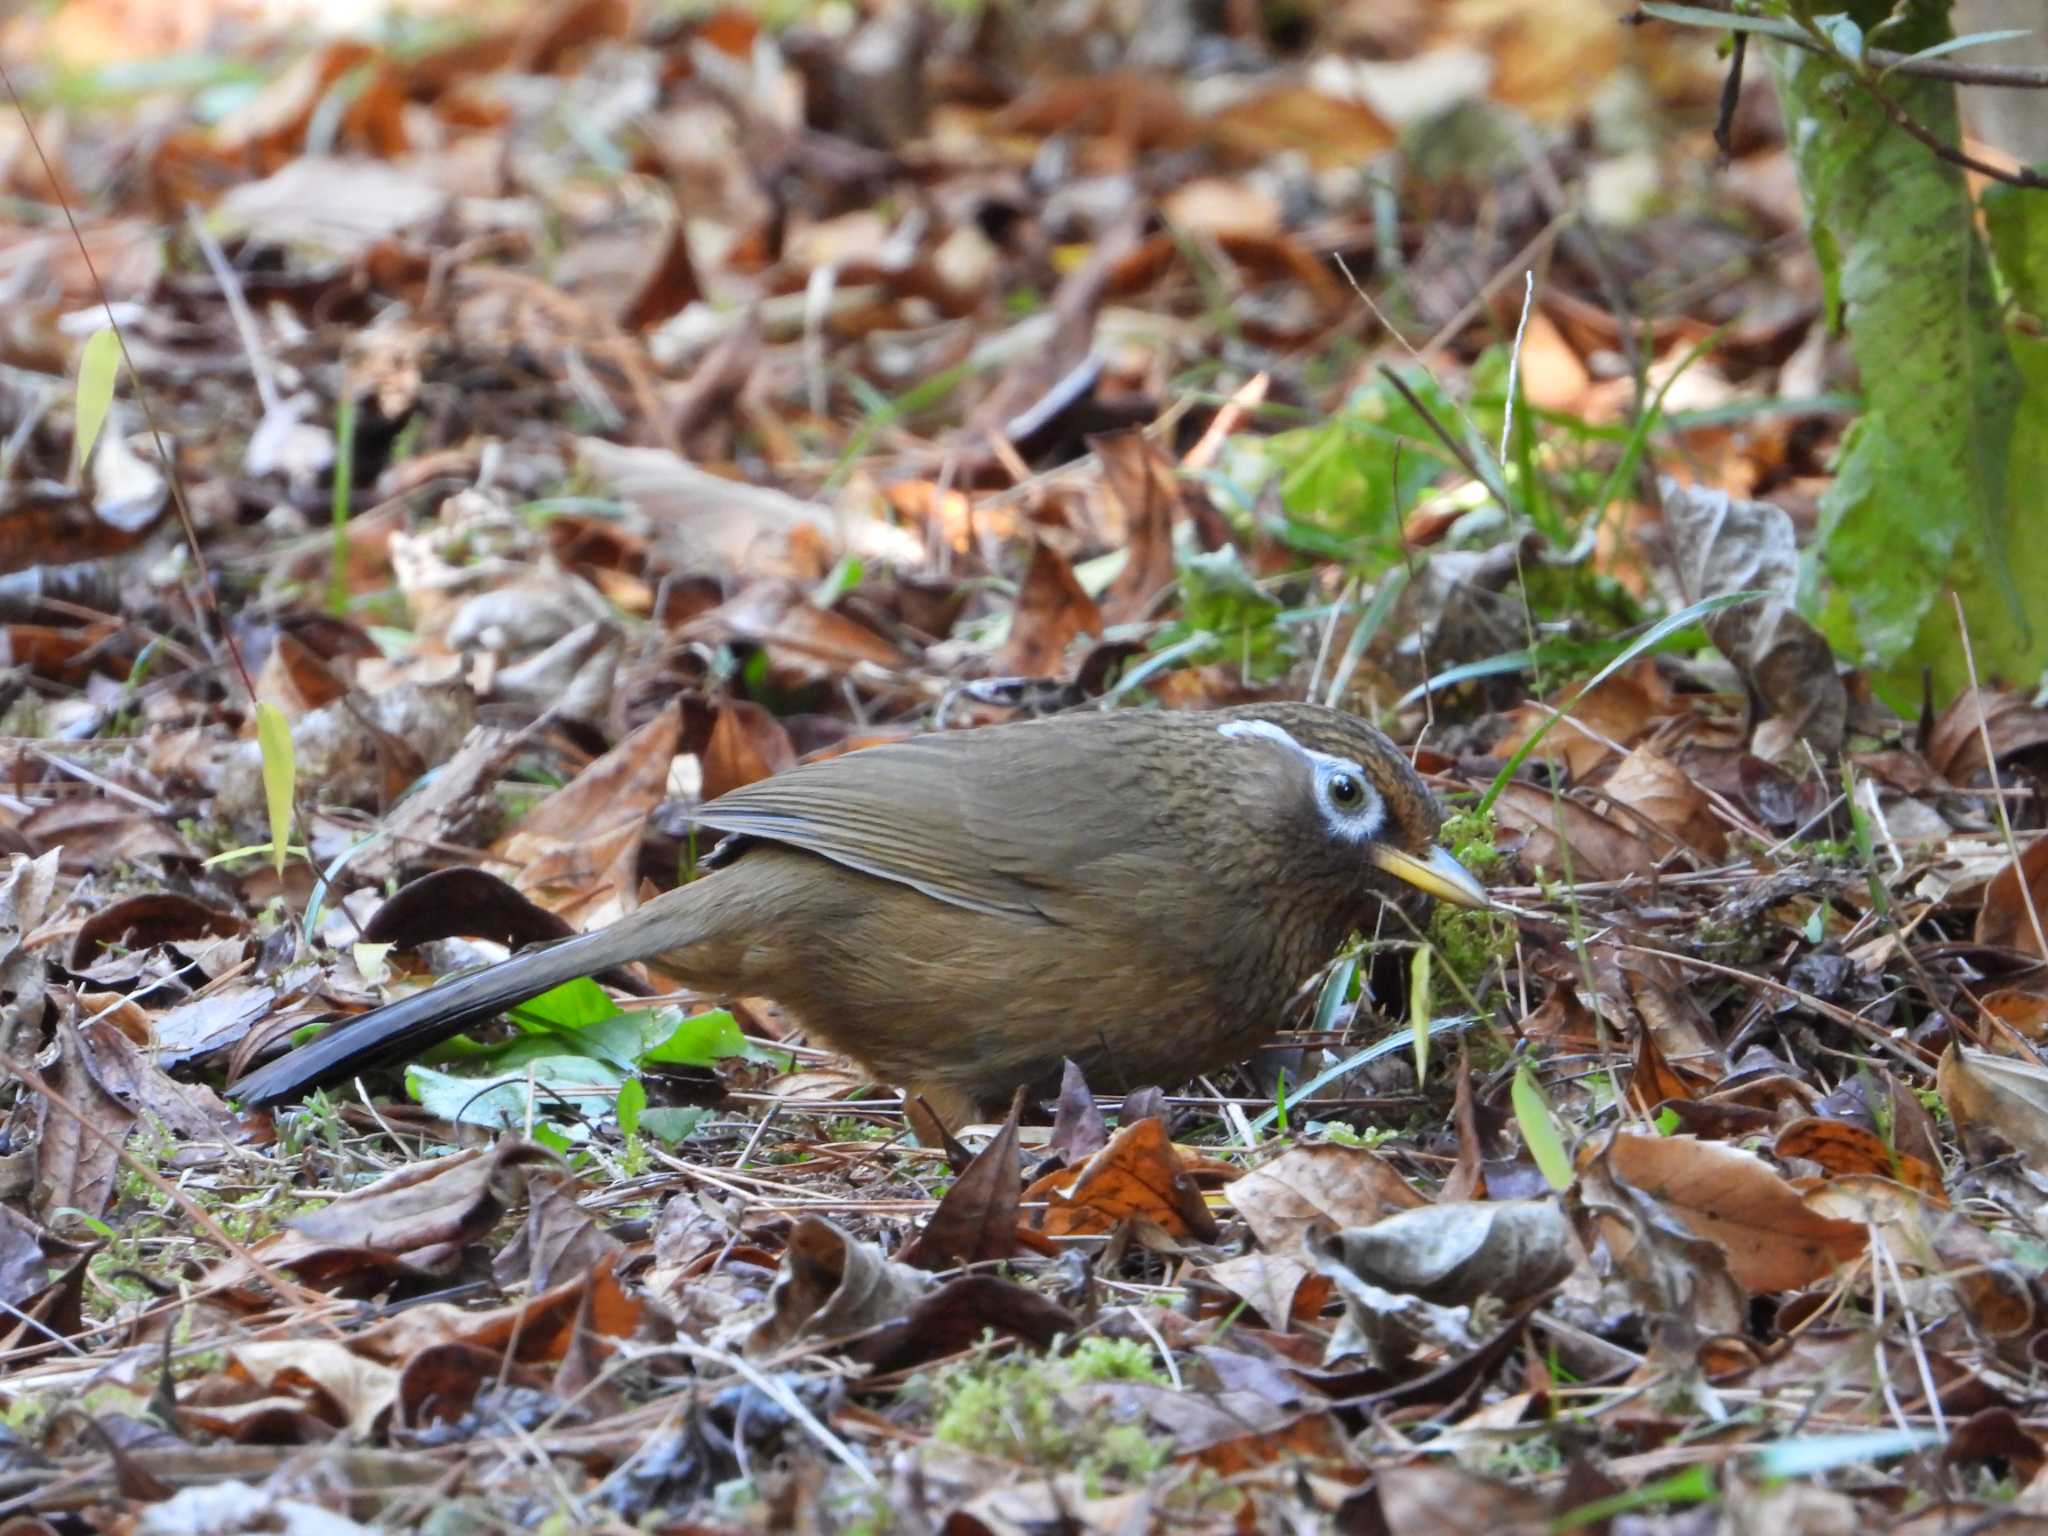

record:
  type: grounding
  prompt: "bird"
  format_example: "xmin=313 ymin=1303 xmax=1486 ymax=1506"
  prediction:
xmin=229 ymin=702 xmax=1489 ymax=1126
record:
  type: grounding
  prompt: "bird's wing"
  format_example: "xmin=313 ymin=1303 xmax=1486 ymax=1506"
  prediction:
xmin=690 ymin=715 xmax=1178 ymax=923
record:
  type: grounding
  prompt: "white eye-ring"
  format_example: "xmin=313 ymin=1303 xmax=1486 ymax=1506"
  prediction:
xmin=1220 ymin=719 xmax=1386 ymax=843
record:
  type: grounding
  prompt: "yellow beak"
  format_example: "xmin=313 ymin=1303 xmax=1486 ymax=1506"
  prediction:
xmin=1370 ymin=844 xmax=1491 ymax=909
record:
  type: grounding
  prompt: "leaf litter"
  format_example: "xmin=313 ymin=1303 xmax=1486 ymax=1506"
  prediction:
xmin=0 ymin=1 xmax=2044 ymax=1531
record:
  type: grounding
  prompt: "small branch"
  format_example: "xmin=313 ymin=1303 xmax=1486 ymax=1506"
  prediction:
xmin=1641 ymin=0 xmax=2048 ymax=191
xmin=1633 ymin=3 xmax=2048 ymax=89
xmin=1848 ymin=63 xmax=2048 ymax=190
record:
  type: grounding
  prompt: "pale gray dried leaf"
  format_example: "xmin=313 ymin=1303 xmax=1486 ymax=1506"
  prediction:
xmin=578 ymin=438 xmax=920 ymax=578
xmin=1304 ymin=1226 xmax=1479 ymax=1368
xmin=0 ymin=850 xmax=59 ymax=1052
xmin=1661 ymin=476 xmax=1846 ymax=751
xmin=1314 ymin=1198 xmax=1576 ymax=1308
xmin=214 ymin=156 xmax=449 ymax=258
xmin=490 ymin=619 xmax=622 ymax=725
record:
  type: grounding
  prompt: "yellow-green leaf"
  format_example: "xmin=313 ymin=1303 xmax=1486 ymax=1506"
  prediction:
xmin=73 ymin=326 xmax=122 ymax=477
xmin=1409 ymin=945 xmax=1432 ymax=1084
xmin=1513 ymin=1063 xmax=1573 ymax=1191
xmin=253 ymin=702 xmax=296 ymax=877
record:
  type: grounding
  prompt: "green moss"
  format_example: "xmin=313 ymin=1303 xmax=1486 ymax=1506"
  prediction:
xmin=1065 ymin=1336 xmax=1162 ymax=1384
xmin=928 ymin=1336 xmax=1171 ymax=1492
xmin=1438 ymin=807 xmax=1509 ymax=881
xmin=1429 ymin=904 xmax=1516 ymax=989
xmin=824 ymin=1115 xmax=894 ymax=1143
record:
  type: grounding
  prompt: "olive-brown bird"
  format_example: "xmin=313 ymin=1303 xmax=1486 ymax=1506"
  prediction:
xmin=230 ymin=703 xmax=1488 ymax=1125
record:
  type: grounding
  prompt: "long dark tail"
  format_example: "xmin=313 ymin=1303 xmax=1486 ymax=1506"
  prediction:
xmin=229 ymin=901 xmax=681 ymax=1107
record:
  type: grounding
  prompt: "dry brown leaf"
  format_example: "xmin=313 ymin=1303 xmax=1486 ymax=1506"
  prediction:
xmin=1204 ymin=83 xmax=1394 ymax=167
xmin=997 ymin=540 xmax=1102 ymax=679
xmin=851 ymin=1275 xmax=1077 ymax=1376
xmin=1573 ymin=1133 xmax=1746 ymax=1334
xmin=32 ymin=1016 xmax=139 ymax=1227
xmin=687 ymin=581 xmax=911 ymax=680
xmin=1228 ymin=1141 xmax=1426 ymax=1255
xmin=1491 ymin=781 xmax=1657 ymax=883
xmin=1805 ymin=1175 xmax=2035 ymax=1339
xmin=1774 ymin=1117 xmax=1946 ymax=1200
xmin=1046 ymin=1058 xmax=1110 ymax=1167
xmin=1981 ymin=986 xmax=2048 ymax=1042
xmin=1629 ymin=1022 xmax=1699 ymax=1114
xmin=352 ymin=1254 xmax=640 ymax=1365
xmin=1939 ymin=1043 xmax=2048 ymax=1172
xmin=219 ymin=1341 xmax=401 ymax=1441
xmin=1195 ymin=1252 xmax=1330 ymax=1330
xmin=287 ymin=1141 xmax=554 ymax=1255
xmin=1601 ymin=746 xmax=1729 ymax=860
xmin=1512 ymin=310 xmax=1592 ymax=414
xmin=492 ymin=1164 xmax=622 ymax=1296
xmin=1660 ymin=476 xmax=1845 ymax=752
xmin=1927 ymin=686 xmax=2048 ymax=785
xmin=699 ymin=699 xmax=797 ymax=803
xmin=1029 ymin=1116 xmax=1217 ymax=1241
xmin=253 ymin=632 xmax=350 ymax=722
xmin=1975 ymin=837 xmax=2048 ymax=960
xmin=1491 ymin=661 xmax=1675 ymax=780
xmin=1371 ymin=1463 xmax=1550 ymax=1535
xmin=898 ymin=1090 xmax=1023 ymax=1271
xmin=493 ymin=706 xmax=681 ymax=908
xmin=1589 ymin=1130 xmax=1866 ymax=1293
xmin=1091 ymin=431 xmax=1181 ymax=627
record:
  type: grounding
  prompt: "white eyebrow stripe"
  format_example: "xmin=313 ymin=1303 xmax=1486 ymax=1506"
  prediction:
xmin=1219 ymin=718 xmax=1387 ymax=843
xmin=1218 ymin=719 xmax=1298 ymax=751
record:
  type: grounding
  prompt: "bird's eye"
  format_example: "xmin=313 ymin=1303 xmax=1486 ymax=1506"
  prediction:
xmin=1328 ymin=773 xmax=1364 ymax=810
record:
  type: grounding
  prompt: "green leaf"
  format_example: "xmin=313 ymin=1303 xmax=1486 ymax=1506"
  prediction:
xmin=73 ymin=326 xmax=121 ymax=477
xmin=407 ymin=1055 xmax=621 ymax=1134
xmin=616 ymin=1075 xmax=645 ymax=1137
xmin=642 ymin=1008 xmax=745 ymax=1067
xmin=1885 ymin=26 xmax=2033 ymax=72
xmin=1769 ymin=10 xmax=2038 ymax=702
xmin=1145 ymin=546 xmax=1296 ymax=684
xmin=252 ymin=701 xmax=296 ymax=877
xmin=329 ymin=393 xmax=357 ymax=616
xmin=638 ymin=1106 xmax=711 ymax=1144
xmin=1512 ymin=1064 xmax=1573 ymax=1191
xmin=1409 ymin=946 xmax=1432 ymax=1084
xmin=1311 ymin=955 xmax=1358 ymax=1035
xmin=1548 ymin=1464 xmax=1715 ymax=1531
xmin=509 ymin=978 xmax=620 ymax=1031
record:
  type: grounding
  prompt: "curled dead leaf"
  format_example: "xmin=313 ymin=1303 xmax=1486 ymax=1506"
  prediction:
xmin=749 ymin=1216 xmax=930 ymax=1355
xmin=1660 ymin=476 xmax=1845 ymax=752
xmin=1309 ymin=1199 xmax=1577 ymax=1310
